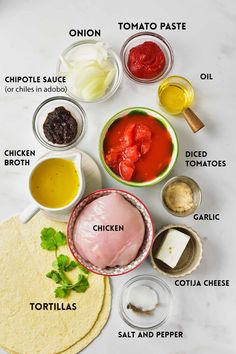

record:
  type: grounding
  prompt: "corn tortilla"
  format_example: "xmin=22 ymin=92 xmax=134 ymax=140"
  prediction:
xmin=2 ymin=277 xmax=111 ymax=354
xmin=61 ymin=276 xmax=111 ymax=354
xmin=0 ymin=213 xmax=109 ymax=354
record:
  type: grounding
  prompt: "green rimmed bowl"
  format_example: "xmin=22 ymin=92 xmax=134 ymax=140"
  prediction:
xmin=99 ymin=107 xmax=179 ymax=187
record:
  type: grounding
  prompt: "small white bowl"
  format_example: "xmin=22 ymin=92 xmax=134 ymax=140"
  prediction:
xmin=19 ymin=150 xmax=85 ymax=224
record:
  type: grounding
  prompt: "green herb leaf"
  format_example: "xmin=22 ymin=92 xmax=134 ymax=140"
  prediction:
xmin=55 ymin=286 xmax=70 ymax=298
xmin=53 ymin=254 xmax=79 ymax=272
xmin=54 ymin=231 xmax=67 ymax=247
xmin=41 ymin=228 xmax=90 ymax=299
xmin=40 ymin=228 xmax=66 ymax=251
xmin=77 ymin=264 xmax=90 ymax=274
xmin=46 ymin=269 xmax=71 ymax=287
xmin=46 ymin=270 xmax=62 ymax=284
xmin=58 ymin=271 xmax=71 ymax=286
xmin=72 ymin=274 xmax=89 ymax=293
xmin=65 ymin=260 xmax=78 ymax=272
xmin=53 ymin=254 xmax=70 ymax=271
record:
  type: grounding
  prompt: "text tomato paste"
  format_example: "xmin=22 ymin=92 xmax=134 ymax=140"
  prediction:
xmin=127 ymin=41 xmax=166 ymax=80
xmin=103 ymin=112 xmax=173 ymax=182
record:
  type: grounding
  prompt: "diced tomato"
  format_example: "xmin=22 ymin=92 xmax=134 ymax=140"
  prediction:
xmin=106 ymin=123 xmax=152 ymax=177
xmin=105 ymin=147 xmax=122 ymax=168
xmin=135 ymin=124 xmax=152 ymax=142
xmin=122 ymin=123 xmax=135 ymax=147
xmin=103 ymin=114 xmax=172 ymax=183
xmin=123 ymin=145 xmax=140 ymax=162
xmin=140 ymin=141 xmax=151 ymax=155
xmin=119 ymin=160 xmax=135 ymax=181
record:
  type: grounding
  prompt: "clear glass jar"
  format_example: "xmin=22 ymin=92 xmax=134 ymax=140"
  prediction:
xmin=119 ymin=274 xmax=173 ymax=330
xmin=120 ymin=32 xmax=174 ymax=84
xmin=32 ymin=96 xmax=87 ymax=151
xmin=57 ymin=40 xmax=123 ymax=103
xmin=158 ymin=75 xmax=194 ymax=114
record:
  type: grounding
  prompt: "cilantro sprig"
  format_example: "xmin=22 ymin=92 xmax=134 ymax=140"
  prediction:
xmin=40 ymin=228 xmax=90 ymax=298
xmin=40 ymin=227 xmax=67 ymax=252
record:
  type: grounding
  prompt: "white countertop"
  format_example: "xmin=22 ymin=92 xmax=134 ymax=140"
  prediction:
xmin=0 ymin=0 xmax=236 ymax=353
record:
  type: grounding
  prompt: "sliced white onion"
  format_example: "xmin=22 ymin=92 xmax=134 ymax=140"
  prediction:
xmin=60 ymin=42 xmax=115 ymax=100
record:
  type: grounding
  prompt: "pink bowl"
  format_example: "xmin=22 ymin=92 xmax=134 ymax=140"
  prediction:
xmin=67 ymin=188 xmax=154 ymax=276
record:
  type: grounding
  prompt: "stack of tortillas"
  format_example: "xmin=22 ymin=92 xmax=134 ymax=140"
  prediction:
xmin=0 ymin=212 xmax=111 ymax=354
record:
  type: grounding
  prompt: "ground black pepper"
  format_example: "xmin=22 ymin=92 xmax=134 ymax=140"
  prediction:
xmin=43 ymin=106 xmax=78 ymax=144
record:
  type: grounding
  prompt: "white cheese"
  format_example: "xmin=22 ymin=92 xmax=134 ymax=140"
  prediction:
xmin=156 ymin=229 xmax=190 ymax=268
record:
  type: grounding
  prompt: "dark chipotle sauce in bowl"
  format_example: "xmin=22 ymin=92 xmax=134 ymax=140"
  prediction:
xmin=103 ymin=111 xmax=173 ymax=183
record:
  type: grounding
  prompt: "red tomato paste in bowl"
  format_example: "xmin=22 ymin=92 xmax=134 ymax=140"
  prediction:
xmin=103 ymin=111 xmax=173 ymax=183
xmin=128 ymin=41 xmax=166 ymax=80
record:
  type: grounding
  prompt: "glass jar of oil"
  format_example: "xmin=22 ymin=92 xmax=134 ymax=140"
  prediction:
xmin=158 ymin=76 xmax=194 ymax=115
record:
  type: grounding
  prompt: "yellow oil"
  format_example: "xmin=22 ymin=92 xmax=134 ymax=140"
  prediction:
xmin=30 ymin=158 xmax=79 ymax=208
xmin=159 ymin=83 xmax=192 ymax=115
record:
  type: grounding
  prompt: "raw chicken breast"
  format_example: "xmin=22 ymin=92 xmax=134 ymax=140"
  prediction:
xmin=73 ymin=193 xmax=145 ymax=268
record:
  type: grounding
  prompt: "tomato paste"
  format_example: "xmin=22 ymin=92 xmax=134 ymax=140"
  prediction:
xmin=103 ymin=112 xmax=173 ymax=182
xmin=127 ymin=41 xmax=166 ymax=80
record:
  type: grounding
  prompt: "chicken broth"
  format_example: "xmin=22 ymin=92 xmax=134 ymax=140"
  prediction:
xmin=30 ymin=158 xmax=79 ymax=208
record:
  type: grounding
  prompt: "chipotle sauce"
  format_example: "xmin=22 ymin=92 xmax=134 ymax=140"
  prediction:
xmin=43 ymin=106 xmax=77 ymax=145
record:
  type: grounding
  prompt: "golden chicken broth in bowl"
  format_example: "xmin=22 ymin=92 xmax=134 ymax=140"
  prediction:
xmin=20 ymin=152 xmax=85 ymax=223
xmin=30 ymin=158 xmax=79 ymax=208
